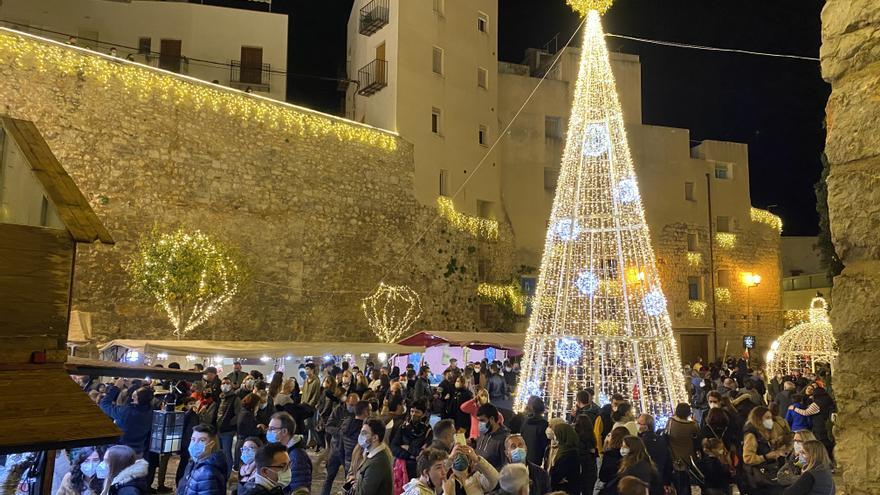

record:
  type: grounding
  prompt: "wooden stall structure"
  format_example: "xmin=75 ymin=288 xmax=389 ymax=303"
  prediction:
xmin=0 ymin=116 xmax=120 ymax=493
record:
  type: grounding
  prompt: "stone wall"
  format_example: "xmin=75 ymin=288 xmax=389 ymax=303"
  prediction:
xmin=0 ymin=31 xmax=514 ymax=342
xmin=821 ymin=1 xmax=880 ymax=493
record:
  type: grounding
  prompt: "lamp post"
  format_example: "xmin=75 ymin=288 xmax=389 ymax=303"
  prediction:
xmin=742 ymin=272 xmax=761 ymax=360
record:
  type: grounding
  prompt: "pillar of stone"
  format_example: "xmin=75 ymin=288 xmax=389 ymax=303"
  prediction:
xmin=821 ymin=1 xmax=880 ymax=493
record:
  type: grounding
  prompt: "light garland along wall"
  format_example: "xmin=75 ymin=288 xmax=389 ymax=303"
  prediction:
xmin=514 ymin=8 xmax=688 ymax=423
xmin=437 ymin=197 xmax=500 ymax=240
xmin=477 ymin=282 xmax=526 ymax=315
xmin=0 ymin=29 xmax=398 ymax=151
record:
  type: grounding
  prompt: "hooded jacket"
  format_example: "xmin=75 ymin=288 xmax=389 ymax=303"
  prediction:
xmin=108 ymin=459 xmax=150 ymax=495
xmin=99 ymin=386 xmax=153 ymax=454
xmin=177 ymin=451 xmax=229 ymax=495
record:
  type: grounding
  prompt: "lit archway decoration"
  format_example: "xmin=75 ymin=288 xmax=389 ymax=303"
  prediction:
xmin=767 ymin=296 xmax=838 ymax=375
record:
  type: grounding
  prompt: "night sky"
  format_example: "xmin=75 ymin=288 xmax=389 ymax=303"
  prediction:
xmin=278 ymin=0 xmax=829 ymax=236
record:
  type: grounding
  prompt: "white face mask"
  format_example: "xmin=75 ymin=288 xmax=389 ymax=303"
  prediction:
xmin=620 ymin=447 xmax=630 ymax=456
xmin=275 ymin=467 xmax=292 ymax=487
xmin=793 ymin=442 xmax=804 ymax=454
xmin=762 ymin=419 xmax=774 ymax=430
xmin=221 ymin=384 xmax=232 ymax=393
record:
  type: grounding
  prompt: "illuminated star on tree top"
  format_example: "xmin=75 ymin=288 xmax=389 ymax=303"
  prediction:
xmin=567 ymin=0 xmax=615 ymax=16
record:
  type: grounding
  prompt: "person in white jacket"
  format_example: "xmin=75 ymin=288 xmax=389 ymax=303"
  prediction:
xmin=402 ymin=448 xmax=449 ymax=495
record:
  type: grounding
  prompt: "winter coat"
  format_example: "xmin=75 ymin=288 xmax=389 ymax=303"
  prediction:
xmin=782 ymin=467 xmax=835 ymax=495
xmin=640 ymin=430 xmax=672 ymax=484
xmin=666 ymin=416 xmax=700 ymax=470
xmin=284 ymin=439 xmax=312 ymax=494
xmin=460 ymin=398 xmax=505 ymax=441
xmin=177 ymin=451 xmax=229 ymax=495
xmin=616 ymin=459 xmax=663 ymax=495
xmin=413 ymin=377 xmax=432 ymax=404
xmin=598 ymin=449 xmax=622 ymax=483
xmin=775 ymin=389 xmax=796 ymax=414
xmin=785 ymin=402 xmax=813 ymax=432
xmin=448 ymin=388 xmax=474 ymax=436
xmin=56 ymin=471 xmax=100 ymax=495
xmin=301 ymin=376 xmax=321 ymax=407
xmin=519 ymin=413 xmax=549 ymax=467
xmin=549 ymin=449 xmax=581 ymax=495
xmin=237 ymin=410 xmax=263 ymax=441
xmin=527 ymin=462 xmax=551 ymax=495
xmin=354 ymin=445 xmax=393 ymax=495
xmin=475 ymin=425 xmax=510 ymax=471
xmin=107 ymin=459 xmax=150 ymax=495
xmin=697 ymin=455 xmax=733 ymax=492
xmin=238 ymin=480 xmax=284 ymax=495
xmin=218 ymin=390 xmax=240 ymax=434
xmin=99 ymin=385 xmax=153 ymax=454
xmin=390 ymin=419 xmax=432 ymax=477
xmin=486 ymin=374 xmax=509 ymax=409
xmin=401 ymin=478 xmax=434 ymax=495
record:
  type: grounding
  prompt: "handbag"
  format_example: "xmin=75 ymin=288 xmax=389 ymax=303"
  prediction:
xmin=742 ymin=462 xmax=779 ymax=489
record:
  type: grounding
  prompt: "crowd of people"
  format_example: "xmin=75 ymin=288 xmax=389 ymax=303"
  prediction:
xmin=46 ymin=355 xmax=836 ymax=495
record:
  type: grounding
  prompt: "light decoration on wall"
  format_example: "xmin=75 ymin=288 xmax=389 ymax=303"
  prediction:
xmin=362 ymin=283 xmax=422 ymax=344
xmin=514 ymin=5 xmax=687 ymax=421
xmin=715 ymin=288 xmax=731 ymax=305
xmin=767 ymin=296 xmax=837 ymax=375
xmin=436 ymin=197 xmax=499 ymax=240
xmin=477 ymin=282 xmax=526 ymax=315
xmin=554 ymin=218 xmax=583 ymax=241
xmin=0 ymin=29 xmax=398 ymax=151
xmin=127 ymin=229 xmax=244 ymax=339
xmin=750 ymin=207 xmax=783 ymax=233
xmin=686 ymin=252 xmax=702 ymax=267
xmin=715 ymin=232 xmax=737 ymax=249
xmin=566 ymin=0 xmax=615 ymax=16
xmin=783 ymin=309 xmax=810 ymax=329
xmin=688 ymin=300 xmax=708 ymax=318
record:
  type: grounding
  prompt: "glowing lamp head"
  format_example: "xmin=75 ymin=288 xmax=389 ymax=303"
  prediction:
xmin=378 ymin=352 xmax=388 ymax=362
xmin=770 ymin=340 xmax=780 ymax=351
xmin=567 ymin=0 xmax=614 ymax=16
xmin=260 ymin=356 xmax=271 ymax=363
xmin=742 ymin=272 xmax=762 ymax=287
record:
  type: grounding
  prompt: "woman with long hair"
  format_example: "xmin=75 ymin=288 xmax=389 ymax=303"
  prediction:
xmin=267 ymin=371 xmax=284 ymax=400
xmin=598 ymin=426 xmax=629 ymax=488
xmin=99 ymin=445 xmax=149 ymax=495
xmin=448 ymin=374 xmax=474 ymax=437
xmin=548 ymin=421 xmax=581 ymax=495
xmin=742 ymin=406 xmax=789 ymax=495
xmin=233 ymin=436 xmax=263 ymax=495
xmin=612 ymin=436 xmax=661 ymax=495
xmin=353 ymin=371 xmax=369 ymax=397
xmin=698 ymin=438 xmax=734 ymax=495
xmin=56 ymin=447 xmax=106 ymax=495
xmin=781 ymin=440 xmax=835 ymax=495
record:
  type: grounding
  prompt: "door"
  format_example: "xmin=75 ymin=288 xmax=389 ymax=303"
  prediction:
xmin=375 ymin=43 xmax=386 ymax=84
xmin=159 ymin=39 xmax=182 ymax=72
xmin=240 ymin=46 xmax=263 ymax=85
xmin=679 ymin=334 xmax=709 ymax=366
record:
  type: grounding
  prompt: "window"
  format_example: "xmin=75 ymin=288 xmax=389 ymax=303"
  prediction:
xmin=685 ymin=181 xmax=695 ymax=201
xmin=478 ymin=125 xmax=488 ymax=146
xmin=688 ymin=276 xmax=701 ymax=301
xmin=239 ymin=46 xmax=264 ymax=84
xmin=439 ymin=169 xmax=449 ymax=196
xmin=431 ymin=108 xmax=442 ymax=135
xmin=159 ymin=39 xmax=182 ymax=72
xmin=432 ymin=46 xmax=444 ymax=75
xmin=433 ymin=0 xmax=445 ymax=16
xmin=545 ymin=116 xmax=563 ymax=140
xmin=477 ymin=12 xmax=488 ymax=33
xmin=716 ymin=216 xmax=730 ymax=233
xmin=544 ymin=168 xmax=559 ymax=191
xmin=714 ymin=163 xmax=731 ymax=179
xmin=137 ymin=37 xmax=151 ymax=55
xmin=687 ymin=233 xmax=698 ymax=252
xmin=717 ymin=270 xmax=730 ymax=288
xmin=477 ymin=199 xmax=494 ymax=219
xmin=477 ymin=67 xmax=488 ymax=89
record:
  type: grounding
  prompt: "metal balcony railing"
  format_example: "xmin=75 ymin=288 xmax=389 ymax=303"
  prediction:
xmin=230 ymin=60 xmax=271 ymax=90
xmin=359 ymin=0 xmax=390 ymax=36
xmin=357 ymin=59 xmax=388 ymax=96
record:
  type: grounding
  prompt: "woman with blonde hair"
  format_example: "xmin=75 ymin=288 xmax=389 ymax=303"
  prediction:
xmin=782 ymin=440 xmax=834 ymax=494
xmin=98 ymin=445 xmax=149 ymax=495
xmin=461 ymin=388 xmax=504 ymax=441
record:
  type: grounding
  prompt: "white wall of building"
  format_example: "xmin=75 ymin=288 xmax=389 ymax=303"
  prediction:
xmin=0 ymin=0 xmax=288 ymax=101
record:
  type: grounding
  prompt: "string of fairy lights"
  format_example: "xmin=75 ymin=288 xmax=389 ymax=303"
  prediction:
xmin=514 ymin=4 xmax=688 ymax=423
xmin=766 ymin=296 xmax=837 ymax=375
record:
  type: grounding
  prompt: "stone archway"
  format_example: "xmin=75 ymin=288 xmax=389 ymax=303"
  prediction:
xmin=821 ymin=1 xmax=880 ymax=494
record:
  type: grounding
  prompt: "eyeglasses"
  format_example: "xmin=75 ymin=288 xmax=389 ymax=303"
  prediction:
xmin=266 ymin=426 xmax=284 ymax=432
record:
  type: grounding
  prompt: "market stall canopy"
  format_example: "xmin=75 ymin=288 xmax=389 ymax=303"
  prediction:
xmin=397 ymin=331 xmax=525 ymax=353
xmin=100 ymin=340 xmax=424 ymax=359
xmin=66 ymin=356 xmax=203 ymax=380
xmin=0 ymin=367 xmax=120 ymax=455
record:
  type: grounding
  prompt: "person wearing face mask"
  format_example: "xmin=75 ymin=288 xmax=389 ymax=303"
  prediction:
xmin=546 ymin=421 xmax=581 ymax=495
xmin=604 ymin=436 xmax=662 ymax=495
xmin=266 ymin=412 xmax=312 ymax=494
xmin=782 ymin=440 xmax=834 ymax=495
xmin=401 ymin=448 xmax=448 ymax=495
xmin=202 ymin=367 xmax=223 ymax=408
xmin=239 ymin=443 xmax=292 ymax=495
xmin=236 ymin=437 xmax=264 ymax=494
xmin=177 ymin=424 xmax=228 ymax=495
xmin=98 ymin=445 xmax=150 ymax=495
xmin=598 ymin=427 xmax=629 ymax=492
xmin=321 ymin=396 xmax=366 ymax=495
xmin=742 ymin=407 xmax=788 ymax=495
xmin=788 ymin=386 xmax=836 ymax=462
xmin=442 ymin=443 xmax=500 ymax=495
xmin=226 ymin=362 xmax=248 ymax=389
xmin=475 ymin=404 xmax=510 ymax=470
xmin=503 ymin=434 xmax=550 ymax=495
xmin=448 ymin=375 xmax=474 ymax=437
xmin=217 ymin=378 xmax=241 ymax=476
xmin=391 ymin=399 xmax=433 ymax=488
xmin=776 ymin=430 xmax=817 ymax=487
xmin=99 ymin=378 xmax=154 ymax=456
xmin=350 ymin=419 xmax=393 ymax=495
xmin=56 ymin=446 xmax=106 ymax=495
xmin=593 ymin=393 xmax=626 ymax=450
xmin=462 ymin=389 xmax=505 ymax=442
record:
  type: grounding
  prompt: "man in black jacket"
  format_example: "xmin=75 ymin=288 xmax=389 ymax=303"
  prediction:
xmin=99 ymin=378 xmax=153 ymax=455
xmin=239 ymin=443 xmax=290 ymax=495
xmin=637 ymin=414 xmax=672 ymax=490
xmin=572 ymin=390 xmax=598 ymax=495
xmin=320 ymin=398 xmax=367 ymax=495
xmin=475 ymin=403 xmax=509 ymax=470
xmin=390 ymin=399 xmax=431 ymax=479
xmin=504 ymin=434 xmax=550 ymax=495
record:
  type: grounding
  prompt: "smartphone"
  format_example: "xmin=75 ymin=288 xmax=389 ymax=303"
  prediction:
xmin=454 ymin=433 xmax=466 ymax=446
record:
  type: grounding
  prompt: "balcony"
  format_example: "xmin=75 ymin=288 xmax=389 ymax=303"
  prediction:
xmin=357 ymin=59 xmax=387 ymax=96
xmin=230 ymin=60 xmax=271 ymax=92
xmin=359 ymin=0 xmax=390 ymax=36
xmin=782 ymin=272 xmax=832 ymax=292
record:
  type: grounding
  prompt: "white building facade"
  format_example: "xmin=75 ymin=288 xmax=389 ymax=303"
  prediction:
xmin=0 ymin=0 xmax=288 ymax=100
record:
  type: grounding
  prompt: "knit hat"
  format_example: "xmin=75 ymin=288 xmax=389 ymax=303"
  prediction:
xmin=498 ymin=463 xmax=529 ymax=493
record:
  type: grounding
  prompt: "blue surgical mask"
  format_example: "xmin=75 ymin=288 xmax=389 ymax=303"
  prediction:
xmin=188 ymin=441 xmax=207 ymax=459
xmin=266 ymin=430 xmax=280 ymax=444
xmin=798 ymin=453 xmax=808 ymax=466
xmin=347 ymin=405 xmax=356 ymax=414
xmin=478 ymin=421 xmax=489 ymax=434
xmin=95 ymin=461 xmax=109 ymax=480
xmin=358 ymin=432 xmax=371 ymax=450
xmin=80 ymin=461 xmax=98 ymax=478
xmin=240 ymin=448 xmax=255 ymax=465
xmin=452 ymin=453 xmax=469 ymax=472
xmin=510 ymin=448 xmax=527 ymax=464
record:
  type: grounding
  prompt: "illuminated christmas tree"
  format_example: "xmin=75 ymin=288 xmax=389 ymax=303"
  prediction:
xmin=514 ymin=0 xmax=688 ymax=424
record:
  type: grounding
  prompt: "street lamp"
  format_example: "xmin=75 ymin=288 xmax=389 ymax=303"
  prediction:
xmin=742 ymin=272 xmax=762 ymax=359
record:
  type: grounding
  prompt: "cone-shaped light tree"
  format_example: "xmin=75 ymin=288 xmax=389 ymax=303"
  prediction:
xmin=514 ymin=0 xmax=688 ymax=425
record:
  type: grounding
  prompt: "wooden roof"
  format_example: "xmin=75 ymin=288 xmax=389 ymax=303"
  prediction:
xmin=66 ymin=356 xmax=203 ymax=381
xmin=0 ymin=367 xmax=120 ymax=455
xmin=2 ymin=116 xmax=114 ymax=244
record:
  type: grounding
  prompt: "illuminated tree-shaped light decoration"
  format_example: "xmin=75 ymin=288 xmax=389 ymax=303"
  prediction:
xmin=128 ymin=229 xmax=244 ymax=339
xmin=362 ymin=283 xmax=422 ymax=343
xmin=767 ymin=296 xmax=838 ymax=376
xmin=514 ymin=2 xmax=688 ymax=420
